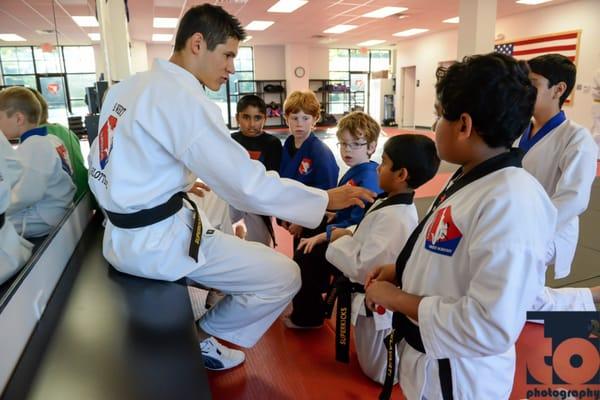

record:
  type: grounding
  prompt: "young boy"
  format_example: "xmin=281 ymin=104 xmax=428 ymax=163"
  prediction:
xmin=365 ymin=53 xmax=557 ymax=400
xmin=30 ymin=89 xmax=88 ymax=199
xmin=325 ymin=134 xmax=439 ymax=384
xmin=278 ymin=90 xmax=339 ymax=328
xmin=0 ymin=87 xmax=75 ymax=238
xmin=230 ymin=94 xmax=282 ymax=246
xmin=516 ymin=54 xmax=600 ymax=312
xmin=0 ymin=132 xmax=33 ymax=284
xmin=288 ymin=111 xmax=382 ymax=328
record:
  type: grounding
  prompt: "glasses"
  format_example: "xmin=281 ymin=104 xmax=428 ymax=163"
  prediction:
xmin=336 ymin=141 xmax=368 ymax=150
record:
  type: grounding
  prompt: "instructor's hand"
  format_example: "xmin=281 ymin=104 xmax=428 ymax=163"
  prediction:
xmin=327 ymin=185 xmax=375 ymax=211
xmin=188 ymin=181 xmax=211 ymax=198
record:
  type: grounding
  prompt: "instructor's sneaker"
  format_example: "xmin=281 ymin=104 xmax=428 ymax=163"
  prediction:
xmin=200 ymin=337 xmax=245 ymax=371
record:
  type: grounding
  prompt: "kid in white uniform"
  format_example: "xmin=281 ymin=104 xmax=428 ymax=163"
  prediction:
xmin=520 ymin=54 xmax=599 ymax=312
xmin=325 ymin=133 xmax=439 ymax=384
xmin=0 ymin=87 xmax=75 ymax=238
xmin=87 ymin=4 xmax=373 ymax=371
xmin=365 ymin=53 xmax=557 ymax=400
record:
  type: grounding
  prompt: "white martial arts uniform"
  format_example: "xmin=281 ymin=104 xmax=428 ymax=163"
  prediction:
xmin=7 ymin=129 xmax=75 ymax=238
xmin=0 ymin=137 xmax=32 ymax=284
xmin=518 ymin=118 xmax=597 ymax=279
xmin=398 ymin=156 xmax=556 ymax=400
xmin=88 ymin=59 xmax=329 ymax=348
xmin=326 ymin=194 xmax=418 ymax=384
xmin=592 ymin=68 xmax=600 ymax=157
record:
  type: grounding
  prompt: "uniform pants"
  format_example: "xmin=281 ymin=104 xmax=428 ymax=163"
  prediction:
xmin=8 ymin=207 xmax=64 ymax=238
xmin=0 ymin=220 xmax=33 ymax=284
xmin=354 ymin=315 xmax=397 ymax=384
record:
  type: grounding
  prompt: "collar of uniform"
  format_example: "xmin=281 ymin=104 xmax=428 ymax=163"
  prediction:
xmin=20 ymin=126 xmax=48 ymax=143
xmin=518 ymin=110 xmax=566 ymax=153
xmin=153 ymin=59 xmax=205 ymax=93
xmin=340 ymin=160 xmax=378 ymax=185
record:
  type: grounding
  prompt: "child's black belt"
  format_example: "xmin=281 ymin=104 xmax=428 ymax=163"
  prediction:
xmin=0 ymin=213 xmax=4 ymax=229
xmin=104 ymin=192 xmax=202 ymax=262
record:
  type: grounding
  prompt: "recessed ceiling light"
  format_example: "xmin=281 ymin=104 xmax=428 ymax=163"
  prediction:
xmin=323 ymin=25 xmax=357 ymax=34
xmin=393 ymin=28 xmax=429 ymax=37
xmin=153 ymin=17 xmax=178 ymax=28
xmin=245 ymin=21 xmax=274 ymax=31
xmin=72 ymin=16 xmax=99 ymax=27
xmin=88 ymin=33 xmax=100 ymax=41
xmin=363 ymin=6 xmax=408 ymax=18
xmin=0 ymin=34 xmax=26 ymax=41
xmin=443 ymin=16 xmax=460 ymax=23
xmin=268 ymin=0 xmax=308 ymax=13
xmin=357 ymin=40 xmax=386 ymax=46
xmin=243 ymin=36 xmax=253 ymax=42
xmin=516 ymin=0 xmax=552 ymax=4
xmin=152 ymin=34 xmax=173 ymax=42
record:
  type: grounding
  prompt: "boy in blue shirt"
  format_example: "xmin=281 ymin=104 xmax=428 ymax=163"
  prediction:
xmin=285 ymin=111 xmax=382 ymax=329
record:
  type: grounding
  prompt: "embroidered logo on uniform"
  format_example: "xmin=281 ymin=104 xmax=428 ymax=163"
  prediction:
xmin=55 ymin=144 xmax=72 ymax=176
xmin=248 ymin=150 xmax=262 ymax=160
xmin=99 ymin=115 xmax=118 ymax=170
xmin=298 ymin=158 xmax=313 ymax=175
xmin=425 ymin=206 xmax=462 ymax=256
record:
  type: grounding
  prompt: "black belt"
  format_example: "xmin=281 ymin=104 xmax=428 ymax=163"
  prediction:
xmin=323 ymin=276 xmax=371 ymax=363
xmin=0 ymin=213 xmax=4 ymax=229
xmin=104 ymin=192 xmax=203 ymax=262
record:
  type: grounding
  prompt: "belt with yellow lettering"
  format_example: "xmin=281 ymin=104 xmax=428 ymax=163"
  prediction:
xmin=104 ymin=192 xmax=202 ymax=262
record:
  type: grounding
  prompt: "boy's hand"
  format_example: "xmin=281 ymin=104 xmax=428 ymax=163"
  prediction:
xmin=234 ymin=224 xmax=246 ymax=239
xmin=329 ymin=228 xmax=352 ymax=242
xmin=365 ymin=264 xmax=396 ymax=290
xmin=287 ymin=223 xmax=303 ymax=238
xmin=297 ymin=233 xmax=327 ymax=254
xmin=327 ymin=185 xmax=375 ymax=210
xmin=365 ymin=281 xmax=401 ymax=312
xmin=188 ymin=181 xmax=211 ymax=198
xmin=325 ymin=211 xmax=336 ymax=223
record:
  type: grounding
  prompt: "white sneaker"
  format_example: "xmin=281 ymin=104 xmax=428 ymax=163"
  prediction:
xmin=200 ymin=337 xmax=245 ymax=371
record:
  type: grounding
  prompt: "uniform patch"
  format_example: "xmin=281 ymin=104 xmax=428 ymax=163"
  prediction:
xmin=55 ymin=144 xmax=72 ymax=175
xmin=298 ymin=158 xmax=313 ymax=175
xmin=248 ymin=150 xmax=261 ymax=160
xmin=425 ymin=206 xmax=462 ymax=256
xmin=99 ymin=115 xmax=118 ymax=170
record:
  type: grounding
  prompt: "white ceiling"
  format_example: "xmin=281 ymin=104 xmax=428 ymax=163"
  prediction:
xmin=0 ymin=0 xmax=577 ymax=47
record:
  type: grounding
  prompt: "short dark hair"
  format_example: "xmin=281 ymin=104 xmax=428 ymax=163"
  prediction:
xmin=383 ymin=134 xmax=440 ymax=189
xmin=236 ymin=94 xmax=267 ymax=115
xmin=528 ymin=54 xmax=576 ymax=107
xmin=435 ymin=52 xmax=536 ymax=149
xmin=174 ymin=4 xmax=245 ymax=52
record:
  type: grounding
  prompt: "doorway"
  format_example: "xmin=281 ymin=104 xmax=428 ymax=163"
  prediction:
xmin=36 ymin=73 xmax=70 ymax=120
xmin=400 ymin=66 xmax=416 ymax=127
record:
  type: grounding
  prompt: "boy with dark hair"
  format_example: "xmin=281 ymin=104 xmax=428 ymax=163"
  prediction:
xmin=87 ymin=3 xmax=373 ymax=371
xmin=230 ymin=94 xmax=282 ymax=246
xmin=0 ymin=87 xmax=75 ymax=238
xmin=325 ymin=134 xmax=439 ymax=383
xmin=365 ymin=53 xmax=557 ymax=399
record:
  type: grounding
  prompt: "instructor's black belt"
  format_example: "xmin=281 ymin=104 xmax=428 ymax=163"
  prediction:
xmin=0 ymin=213 xmax=4 ymax=229
xmin=104 ymin=192 xmax=203 ymax=262
xmin=324 ymin=276 xmax=371 ymax=363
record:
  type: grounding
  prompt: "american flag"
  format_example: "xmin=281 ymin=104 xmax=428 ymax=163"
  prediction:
xmin=494 ymin=31 xmax=579 ymax=62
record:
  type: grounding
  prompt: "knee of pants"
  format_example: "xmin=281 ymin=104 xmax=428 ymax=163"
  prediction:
xmin=276 ymin=257 xmax=302 ymax=296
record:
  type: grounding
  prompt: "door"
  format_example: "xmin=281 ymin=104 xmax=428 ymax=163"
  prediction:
xmin=37 ymin=73 xmax=70 ymax=119
xmin=400 ymin=66 xmax=416 ymax=127
xmin=350 ymin=72 xmax=369 ymax=112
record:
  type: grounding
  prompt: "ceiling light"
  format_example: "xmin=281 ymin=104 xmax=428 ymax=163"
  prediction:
xmin=245 ymin=20 xmax=274 ymax=31
xmin=88 ymin=33 xmax=100 ymax=41
xmin=152 ymin=34 xmax=173 ymax=42
xmin=323 ymin=25 xmax=357 ymax=34
xmin=72 ymin=16 xmax=99 ymax=27
xmin=363 ymin=6 xmax=408 ymax=18
xmin=393 ymin=28 xmax=429 ymax=37
xmin=443 ymin=17 xmax=459 ymax=23
xmin=0 ymin=34 xmax=26 ymax=41
xmin=357 ymin=40 xmax=386 ymax=46
xmin=243 ymin=36 xmax=253 ymax=42
xmin=153 ymin=17 xmax=178 ymax=28
xmin=319 ymin=38 xmax=338 ymax=44
xmin=268 ymin=0 xmax=308 ymax=13
xmin=516 ymin=0 xmax=552 ymax=4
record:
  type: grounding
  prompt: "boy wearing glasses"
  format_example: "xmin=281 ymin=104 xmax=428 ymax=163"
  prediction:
xmin=285 ymin=111 xmax=382 ymax=329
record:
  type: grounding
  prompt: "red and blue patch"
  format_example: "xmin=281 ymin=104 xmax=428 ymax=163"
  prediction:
xmin=425 ymin=206 xmax=463 ymax=256
xmin=298 ymin=157 xmax=313 ymax=175
xmin=99 ymin=115 xmax=118 ymax=170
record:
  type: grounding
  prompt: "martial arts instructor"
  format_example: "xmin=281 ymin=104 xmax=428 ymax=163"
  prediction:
xmin=88 ymin=4 xmax=375 ymax=370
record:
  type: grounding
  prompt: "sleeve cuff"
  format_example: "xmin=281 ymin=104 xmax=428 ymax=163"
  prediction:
xmin=417 ymin=295 xmax=443 ymax=358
